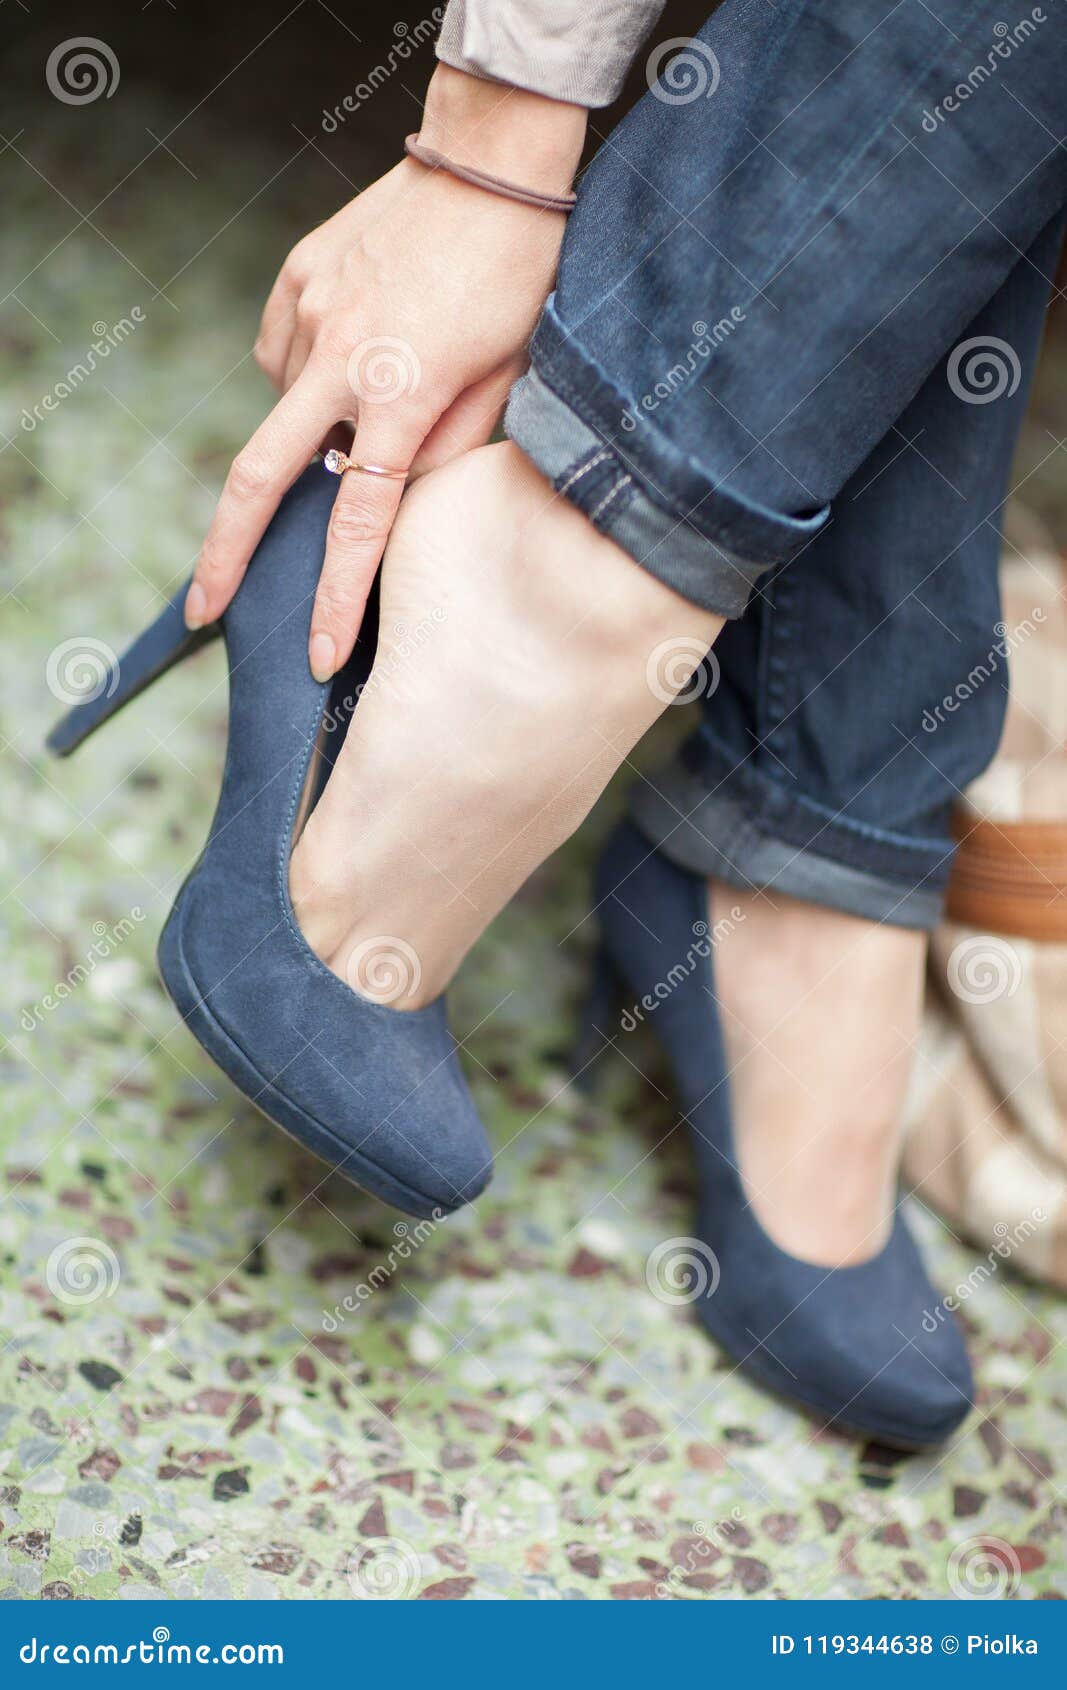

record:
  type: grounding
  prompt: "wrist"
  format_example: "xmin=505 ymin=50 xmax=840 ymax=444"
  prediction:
xmin=420 ymin=63 xmax=586 ymax=194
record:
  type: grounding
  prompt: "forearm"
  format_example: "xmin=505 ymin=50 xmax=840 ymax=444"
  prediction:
xmin=419 ymin=62 xmax=587 ymax=192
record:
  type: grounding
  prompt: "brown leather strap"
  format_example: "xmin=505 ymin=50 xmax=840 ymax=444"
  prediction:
xmin=947 ymin=814 xmax=1067 ymax=940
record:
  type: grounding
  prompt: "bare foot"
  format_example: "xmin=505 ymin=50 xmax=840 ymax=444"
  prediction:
xmin=711 ymin=883 xmax=926 ymax=1266
xmin=290 ymin=442 xmax=722 ymax=1007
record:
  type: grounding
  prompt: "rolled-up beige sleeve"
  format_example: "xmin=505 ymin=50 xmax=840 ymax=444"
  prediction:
xmin=436 ymin=0 xmax=667 ymax=108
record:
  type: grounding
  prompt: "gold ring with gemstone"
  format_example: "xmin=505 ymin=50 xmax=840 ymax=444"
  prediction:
xmin=323 ymin=450 xmax=407 ymax=480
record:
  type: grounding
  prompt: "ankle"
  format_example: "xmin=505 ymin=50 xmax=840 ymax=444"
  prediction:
xmin=291 ymin=439 xmax=724 ymax=1013
xmin=709 ymin=881 xmax=926 ymax=1266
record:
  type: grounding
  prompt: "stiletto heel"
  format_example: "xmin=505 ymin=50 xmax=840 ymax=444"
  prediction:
xmin=571 ymin=941 xmax=624 ymax=1089
xmin=47 ymin=467 xmax=492 ymax=1220
xmin=46 ymin=582 xmax=220 ymax=757
xmin=593 ymin=820 xmax=974 ymax=1448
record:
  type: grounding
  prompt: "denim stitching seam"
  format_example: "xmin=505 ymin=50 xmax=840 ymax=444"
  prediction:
xmin=556 ymin=447 xmax=611 ymax=498
xmin=531 ymin=346 xmax=823 ymax=567
xmin=589 ymin=473 xmax=633 ymax=525
xmin=695 ymin=730 xmax=957 ymax=856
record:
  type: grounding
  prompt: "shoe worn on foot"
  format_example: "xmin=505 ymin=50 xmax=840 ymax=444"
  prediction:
xmin=48 ymin=466 xmax=492 ymax=1219
xmin=586 ymin=820 xmax=973 ymax=1448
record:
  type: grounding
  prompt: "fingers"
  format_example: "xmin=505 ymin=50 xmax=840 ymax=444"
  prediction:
xmin=409 ymin=361 xmax=525 ymax=478
xmin=255 ymin=266 xmax=300 ymax=392
xmin=283 ymin=328 xmax=313 ymax=394
xmin=310 ymin=417 xmax=423 ymax=679
xmin=318 ymin=421 xmax=354 ymax=461
xmin=254 ymin=321 xmax=292 ymax=394
xmin=185 ymin=362 xmax=337 ymax=630
xmin=307 ymin=363 xmax=524 ymax=675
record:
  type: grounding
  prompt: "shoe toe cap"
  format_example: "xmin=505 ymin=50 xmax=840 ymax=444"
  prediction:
xmin=869 ymin=1314 xmax=975 ymax=1445
xmin=309 ymin=1044 xmax=494 ymax=1217
xmin=392 ymin=1097 xmax=494 ymax=1215
xmin=696 ymin=1216 xmax=976 ymax=1447
xmin=803 ymin=1294 xmax=975 ymax=1447
xmin=168 ymin=892 xmax=493 ymax=1217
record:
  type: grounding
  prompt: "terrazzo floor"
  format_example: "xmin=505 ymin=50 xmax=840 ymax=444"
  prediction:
xmin=2 ymin=80 xmax=1066 ymax=1602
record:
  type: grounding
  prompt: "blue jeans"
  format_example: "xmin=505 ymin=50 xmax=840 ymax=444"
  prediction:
xmin=507 ymin=0 xmax=1066 ymax=926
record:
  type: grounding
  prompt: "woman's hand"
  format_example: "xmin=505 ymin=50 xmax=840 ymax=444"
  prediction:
xmin=184 ymin=65 xmax=587 ymax=681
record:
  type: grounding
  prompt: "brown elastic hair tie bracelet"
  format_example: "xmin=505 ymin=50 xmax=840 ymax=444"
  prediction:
xmin=405 ymin=133 xmax=577 ymax=214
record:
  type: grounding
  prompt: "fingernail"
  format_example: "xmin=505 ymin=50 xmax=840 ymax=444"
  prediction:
xmin=309 ymin=632 xmax=335 ymax=683
xmin=184 ymin=582 xmax=207 ymax=630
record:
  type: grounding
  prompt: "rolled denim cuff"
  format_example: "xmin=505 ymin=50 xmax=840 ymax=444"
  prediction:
xmin=506 ymin=303 xmax=829 ymax=618
xmin=629 ymin=751 xmax=950 ymax=931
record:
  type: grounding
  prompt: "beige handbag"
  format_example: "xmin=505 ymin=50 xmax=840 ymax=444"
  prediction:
xmin=903 ymin=515 xmax=1067 ymax=1290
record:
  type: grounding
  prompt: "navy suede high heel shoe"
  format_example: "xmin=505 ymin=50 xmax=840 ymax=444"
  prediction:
xmin=48 ymin=466 xmax=492 ymax=1219
xmin=586 ymin=820 xmax=973 ymax=1448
